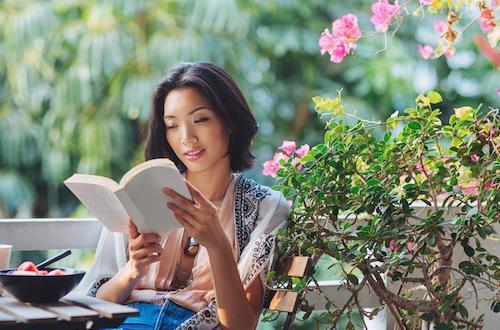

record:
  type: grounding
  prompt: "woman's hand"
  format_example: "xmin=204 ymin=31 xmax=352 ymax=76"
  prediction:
xmin=164 ymin=181 xmax=227 ymax=251
xmin=127 ymin=219 xmax=162 ymax=278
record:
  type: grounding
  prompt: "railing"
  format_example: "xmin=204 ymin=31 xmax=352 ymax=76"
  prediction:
xmin=0 ymin=218 xmax=102 ymax=251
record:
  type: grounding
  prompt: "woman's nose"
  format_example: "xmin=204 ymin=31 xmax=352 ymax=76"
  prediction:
xmin=181 ymin=126 xmax=198 ymax=145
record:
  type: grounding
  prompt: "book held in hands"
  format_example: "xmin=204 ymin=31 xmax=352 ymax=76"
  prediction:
xmin=64 ymin=158 xmax=191 ymax=241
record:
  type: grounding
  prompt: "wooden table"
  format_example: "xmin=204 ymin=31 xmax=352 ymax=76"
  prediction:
xmin=0 ymin=292 xmax=138 ymax=329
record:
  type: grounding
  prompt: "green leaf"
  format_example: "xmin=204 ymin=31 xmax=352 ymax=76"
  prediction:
xmin=264 ymin=271 xmax=275 ymax=283
xmin=367 ymin=179 xmax=380 ymax=186
xmin=459 ymin=261 xmax=478 ymax=274
xmin=463 ymin=244 xmax=475 ymax=257
xmin=436 ymin=323 xmax=451 ymax=330
xmin=457 ymin=304 xmax=469 ymax=319
xmin=421 ymin=312 xmax=433 ymax=321
xmin=408 ymin=121 xmax=422 ymax=130
xmin=428 ymin=91 xmax=443 ymax=104
xmin=346 ymin=273 xmax=359 ymax=285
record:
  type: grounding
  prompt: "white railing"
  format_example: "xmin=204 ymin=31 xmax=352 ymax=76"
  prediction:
xmin=0 ymin=218 xmax=102 ymax=250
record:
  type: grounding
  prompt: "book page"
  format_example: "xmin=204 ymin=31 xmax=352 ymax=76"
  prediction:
xmin=120 ymin=164 xmax=191 ymax=238
xmin=64 ymin=178 xmax=130 ymax=233
xmin=119 ymin=158 xmax=177 ymax=187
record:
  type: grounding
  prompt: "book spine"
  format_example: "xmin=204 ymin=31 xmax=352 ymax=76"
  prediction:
xmin=115 ymin=188 xmax=147 ymax=233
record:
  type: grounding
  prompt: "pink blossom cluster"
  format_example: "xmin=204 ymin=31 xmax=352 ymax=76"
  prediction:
xmin=418 ymin=19 xmax=454 ymax=60
xmin=480 ymin=8 xmax=496 ymax=32
xmin=262 ymin=141 xmax=310 ymax=177
xmin=370 ymin=0 xmax=400 ymax=32
xmin=319 ymin=14 xmax=361 ymax=63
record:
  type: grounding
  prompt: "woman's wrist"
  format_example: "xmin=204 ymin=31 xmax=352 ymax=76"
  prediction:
xmin=125 ymin=260 xmax=144 ymax=281
xmin=206 ymin=235 xmax=232 ymax=257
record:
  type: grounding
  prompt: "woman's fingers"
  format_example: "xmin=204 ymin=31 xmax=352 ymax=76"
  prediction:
xmin=136 ymin=254 xmax=162 ymax=266
xmin=167 ymin=202 xmax=200 ymax=225
xmin=133 ymin=243 xmax=163 ymax=259
xmin=163 ymin=188 xmax=196 ymax=209
xmin=128 ymin=219 xmax=139 ymax=239
xmin=173 ymin=213 xmax=196 ymax=236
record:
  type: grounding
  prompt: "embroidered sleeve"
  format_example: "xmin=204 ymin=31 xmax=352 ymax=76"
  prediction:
xmin=234 ymin=175 xmax=271 ymax=256
xmin=242 ymin=234 xmax=275 ymax=289
xmin=86 ymin=276 xmax=112 ymax=297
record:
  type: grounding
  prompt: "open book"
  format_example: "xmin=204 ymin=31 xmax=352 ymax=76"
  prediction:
xmin=64 ymin=158 xmax=191 ymax=242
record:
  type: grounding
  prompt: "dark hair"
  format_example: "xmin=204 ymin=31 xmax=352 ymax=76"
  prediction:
xmin=144 ymin=62 xmax=258 ymax=172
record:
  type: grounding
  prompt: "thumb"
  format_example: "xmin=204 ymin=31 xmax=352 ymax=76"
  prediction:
xmin=128 ymin=219 xmax=139 ymax=239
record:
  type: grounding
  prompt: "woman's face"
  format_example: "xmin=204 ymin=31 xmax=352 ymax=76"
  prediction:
xmin=163 ymin=87 xmax=230 ymax=174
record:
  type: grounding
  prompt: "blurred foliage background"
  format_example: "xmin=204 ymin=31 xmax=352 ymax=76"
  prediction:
xmin=0 ymin=0 xmax=498 ymax=219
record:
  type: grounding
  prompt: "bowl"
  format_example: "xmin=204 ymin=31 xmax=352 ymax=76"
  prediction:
xmin=0 ymin=267 xmax=85 ymax=303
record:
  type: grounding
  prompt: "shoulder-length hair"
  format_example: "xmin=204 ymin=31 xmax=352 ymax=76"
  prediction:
xmin=144 ymin=62 xmax=258 ymax=173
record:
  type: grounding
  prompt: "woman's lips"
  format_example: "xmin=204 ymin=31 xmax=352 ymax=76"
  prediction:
xmin=184 ymin=149 xmax=205 ymax=161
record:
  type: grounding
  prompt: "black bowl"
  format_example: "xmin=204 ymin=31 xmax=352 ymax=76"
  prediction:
xmin=0 ymin=267 xmax=85 ymax=303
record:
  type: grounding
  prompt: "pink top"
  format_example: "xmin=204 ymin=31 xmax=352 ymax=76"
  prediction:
xmin=130 ymin=174 xmax=237 ymax=312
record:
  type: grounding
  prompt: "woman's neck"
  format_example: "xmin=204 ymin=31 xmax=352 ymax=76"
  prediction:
xmin=186 ymin=166 xmax=233 ymax=204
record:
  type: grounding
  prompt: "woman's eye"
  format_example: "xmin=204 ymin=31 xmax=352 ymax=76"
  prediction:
xmin=165 ymin=124 xmax=177 ymax=130
xmin=194 ymin=117 xmax=209 ymax=124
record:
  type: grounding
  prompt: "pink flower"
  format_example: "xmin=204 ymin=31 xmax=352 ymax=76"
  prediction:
xmin=262 ymin=152 xmax=289 ymax=177
xmin=485 ymin=182 xmax=492 ymax=190
xmin=274 ymin=152 xmax=289 ymax=163
xmin=287 ymin=200 xmax=293 ymax=207
xmin=433 ymin=20 xmax=446 ymax=34
xmin=319 ymin=29 xmax=344 ymax=63
xmin=419 ymin=45 xmax=434 ymax=59
xmin=296 ymin=144 xmax=310 ymax=158
xmin=419 ymin=0 xmax=432 ymax=5
xmin=262 ymin=160 xmax=280 ymax=177
xmin=496 ymin=89 xmax=500 ymax=95
xmin=389 ymin=240 xmax=400 ymax=253
xmin=319 ymin=14 xmax=361 ymax=63
xmin=442 ymin=45 xmax=455 ymax=58
xmin=480 ymin=8 xmax=496 ymax=33
xmin=280 ymin=140 xmax=296 ymax=155
xmin=406 ymin=242 xmax=416 ymax=251
xmin=470 ymin=154 xmax=479 ymax=163
xmin=371 ymin=0 xmax=401 ymax=33
xmin=332 ymin=14 xmax=362 ymax=50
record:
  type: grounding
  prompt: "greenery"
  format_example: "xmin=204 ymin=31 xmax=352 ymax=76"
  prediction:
xmin=264 ymin=91 xmax=499 ymax=328
xmin=0 ymin=0 xmax=496 ymax=219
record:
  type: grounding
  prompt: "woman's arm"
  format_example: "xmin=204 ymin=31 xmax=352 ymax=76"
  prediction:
xmin=207 ymin=238 xmax=263 ymax=329
xmin=165 ymin=184 xmax=263 ymax=329
xmin=96 ymin=220 xmax=162 ymax=304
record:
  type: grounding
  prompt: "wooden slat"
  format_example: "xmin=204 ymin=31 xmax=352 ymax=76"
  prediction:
xmin=278 ymin=256 xmax=311 ymax=278
xmin=36 ymin=301 xmax=100 ymax=322
xmin=0 ymin=296 xmax=58 ymax=323
xmin=0 ymin=310 xmax=17 ymax=326
xmin=268 ymin=291 xmax=299 ymax=313
xmin=62 ymin=293 xmax=138 ymax=319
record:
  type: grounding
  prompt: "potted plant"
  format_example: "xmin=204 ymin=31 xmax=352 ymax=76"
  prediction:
xmin=262 ymin=91 xmax=499 ymax=329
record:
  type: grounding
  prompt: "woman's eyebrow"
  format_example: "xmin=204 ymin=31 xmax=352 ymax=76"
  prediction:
xmin=163 ymin=106 xmax=210 ymax=119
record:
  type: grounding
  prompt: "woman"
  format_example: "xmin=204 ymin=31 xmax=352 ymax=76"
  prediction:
xmin=79 ymin=62 xmax=290 ymax=330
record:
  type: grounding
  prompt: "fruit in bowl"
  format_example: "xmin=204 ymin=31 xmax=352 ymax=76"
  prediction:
xmin=9 ymin=261 xmax=68 ymax=276
xmin=0 ymin=260 xmax=85 ymax=303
